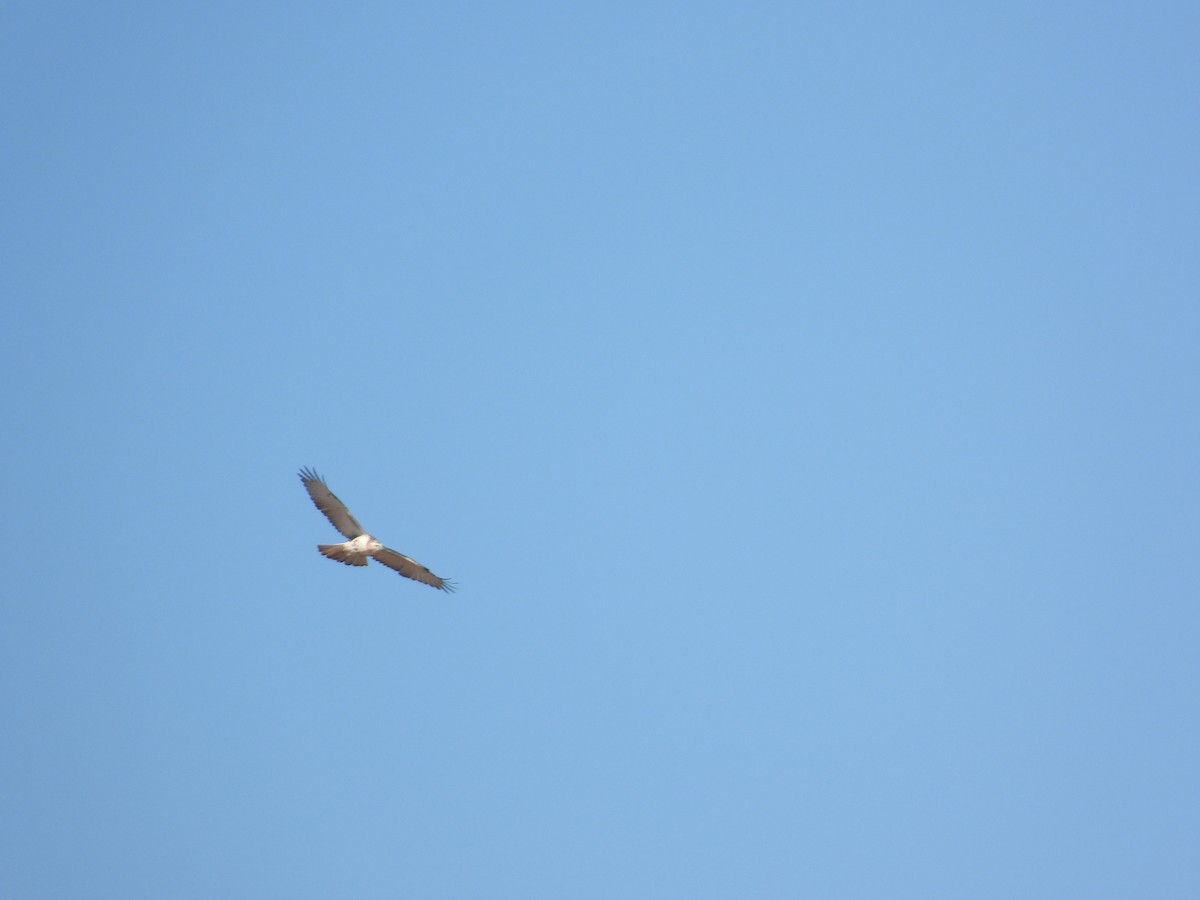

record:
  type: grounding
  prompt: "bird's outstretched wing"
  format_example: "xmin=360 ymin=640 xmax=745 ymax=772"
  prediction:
xmin=299 ymin=467 xmax=366 ymax=539
xmin=373 ymin=547 xmax=456 ymax=593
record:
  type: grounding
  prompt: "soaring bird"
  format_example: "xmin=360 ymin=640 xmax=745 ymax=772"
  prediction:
xmin=298 ymin=467 xmax=455 ymax=592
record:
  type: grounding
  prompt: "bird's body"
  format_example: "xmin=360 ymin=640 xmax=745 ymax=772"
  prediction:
xmin=318 ymin=533 xmax=383 ymax=566
xmin=298 ymin=467 xmax=455 ymax=592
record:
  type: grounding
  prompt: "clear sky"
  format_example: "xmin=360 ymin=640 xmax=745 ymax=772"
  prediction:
xmin=3 ymin=2 xmax=1198 ymax=897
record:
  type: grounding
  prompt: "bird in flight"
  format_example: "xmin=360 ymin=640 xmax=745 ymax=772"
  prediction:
xmin=299 ymin=467 xmax=456 ymax=592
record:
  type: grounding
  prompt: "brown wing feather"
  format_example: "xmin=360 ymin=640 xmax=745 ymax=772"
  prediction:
xmin=373 ymin=547 xmax=456 ymax=593
xmin=299 ymin=467 xmax=366 ymax=539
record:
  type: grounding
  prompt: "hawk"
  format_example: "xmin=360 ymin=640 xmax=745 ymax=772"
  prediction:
xmin=299 ymin=467 xmax=456 ymax=592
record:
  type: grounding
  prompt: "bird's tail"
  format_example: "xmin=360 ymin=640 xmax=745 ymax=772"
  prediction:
xmin=318 ymin=543 xmax=368 ymax=566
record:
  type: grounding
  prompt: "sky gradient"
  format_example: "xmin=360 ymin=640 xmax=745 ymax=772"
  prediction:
xmin=3 ymin=2 xmax=1199 ymax=897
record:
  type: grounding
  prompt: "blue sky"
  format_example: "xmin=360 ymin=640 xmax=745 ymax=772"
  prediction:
xmin=3 ymin=2 xmax=1198 ymax=897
